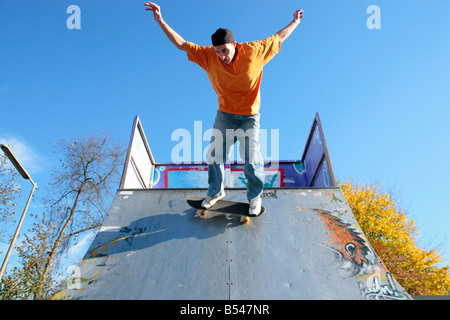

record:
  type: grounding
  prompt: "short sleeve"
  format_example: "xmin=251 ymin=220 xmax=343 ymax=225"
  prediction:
xmin=187 ymin=42 xmax=213 ymax=70
xmin=248 ymin=34 xmax=281 ymax=65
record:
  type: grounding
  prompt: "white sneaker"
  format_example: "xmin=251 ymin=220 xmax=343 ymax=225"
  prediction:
xmin=249 ymin=197 xmax=262 ymax=216
xmin=201 ymin=191 xmax=225 ymax=209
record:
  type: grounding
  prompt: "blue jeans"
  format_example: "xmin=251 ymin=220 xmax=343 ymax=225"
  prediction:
xmin=206 ymin=110 xmax=265 ymax=201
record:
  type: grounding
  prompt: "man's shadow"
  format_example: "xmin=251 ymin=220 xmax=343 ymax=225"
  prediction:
xmin=82 ymin=208 xmax=244 ymax=261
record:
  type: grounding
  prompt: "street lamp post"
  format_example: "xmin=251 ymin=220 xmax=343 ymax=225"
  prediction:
xmin=0 ymin=144 xmax=38 ymax=281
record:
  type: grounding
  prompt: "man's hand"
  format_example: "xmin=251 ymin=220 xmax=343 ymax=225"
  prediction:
xmin=293 ymin=9 xmax=304 ymax=23
xmin=145 ymin=2 xmax=163 ymax=23
xmin=276 ymin=9 xmax=304 ymax=43
xmin=144 ymin=1 xmax=187 ymax=51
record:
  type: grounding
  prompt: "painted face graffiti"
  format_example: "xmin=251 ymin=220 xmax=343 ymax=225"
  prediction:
xmin=316 ymin=210 xmax=372 ymax=277
xmin=314 ymin=209 xmax=410 ymax=300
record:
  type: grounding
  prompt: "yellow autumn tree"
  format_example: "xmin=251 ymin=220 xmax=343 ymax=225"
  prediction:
xmin=340 ymin=180 xmax=450 ymax=296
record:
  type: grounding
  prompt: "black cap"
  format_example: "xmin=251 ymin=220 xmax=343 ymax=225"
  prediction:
xmin=211 ymin=28 xmax=235 ymax=46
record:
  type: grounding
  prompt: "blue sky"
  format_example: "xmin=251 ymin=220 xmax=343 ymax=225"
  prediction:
xmin=1 ymin=0 xmax=449 ymax=273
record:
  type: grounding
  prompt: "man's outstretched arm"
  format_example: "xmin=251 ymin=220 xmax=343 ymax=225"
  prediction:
xmin=276 ymin=9 xmax=304 ymax=43
xmin=145 ymin=2 xmax=187 ymax=52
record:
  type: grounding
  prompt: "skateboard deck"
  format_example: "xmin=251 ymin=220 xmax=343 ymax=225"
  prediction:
xmin=187 ymin=197 xmax=265 ymax=223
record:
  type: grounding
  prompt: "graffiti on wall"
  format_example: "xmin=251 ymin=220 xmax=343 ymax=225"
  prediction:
xmin=313 ymin=194 xmax=411 ymax=300
xmin=317 ymin=209 xmax=372 ymax=278
xmin=154 ymin=163 xmax=302 ymax=188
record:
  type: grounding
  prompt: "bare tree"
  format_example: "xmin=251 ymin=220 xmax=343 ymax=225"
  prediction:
xmin=37 ymin=130 xmax=125 ymax=298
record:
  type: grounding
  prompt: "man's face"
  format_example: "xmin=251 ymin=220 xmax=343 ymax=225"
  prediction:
xmin=214 ymin=42 xmax=237 ymax=64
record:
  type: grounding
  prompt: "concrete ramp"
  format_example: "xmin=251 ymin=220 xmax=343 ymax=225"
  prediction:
xmin=54 ymin=188 xmax=412 ymax=300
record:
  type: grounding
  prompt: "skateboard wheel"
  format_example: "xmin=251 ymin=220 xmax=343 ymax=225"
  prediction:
xmin=200 ymin=210 xmax=206 ymax=217
xmin=243 ymin=216 xmax=250 ymax=223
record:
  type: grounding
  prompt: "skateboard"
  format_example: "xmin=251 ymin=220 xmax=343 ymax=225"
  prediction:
xmin=187 ymin=197 xmax=266 ymax=223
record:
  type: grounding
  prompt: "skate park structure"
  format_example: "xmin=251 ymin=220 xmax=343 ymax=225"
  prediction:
xmin=54 ymin=113 xmax=412 ymax=300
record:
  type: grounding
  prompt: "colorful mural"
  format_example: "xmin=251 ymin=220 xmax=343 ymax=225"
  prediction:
xmin=150 ymin=160 xmax=333 ymax=189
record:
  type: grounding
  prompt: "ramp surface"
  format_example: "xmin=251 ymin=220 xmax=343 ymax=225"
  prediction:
xmin=54 ymin=188 xmax=412 ymax=300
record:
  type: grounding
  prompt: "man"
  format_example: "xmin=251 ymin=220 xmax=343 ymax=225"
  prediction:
xmin=145 ymin=2 xmax=303 ymax=215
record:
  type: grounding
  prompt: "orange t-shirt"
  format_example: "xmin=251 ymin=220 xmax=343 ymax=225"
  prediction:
xmin=187 ymin=34 xmax=281 ymax=115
